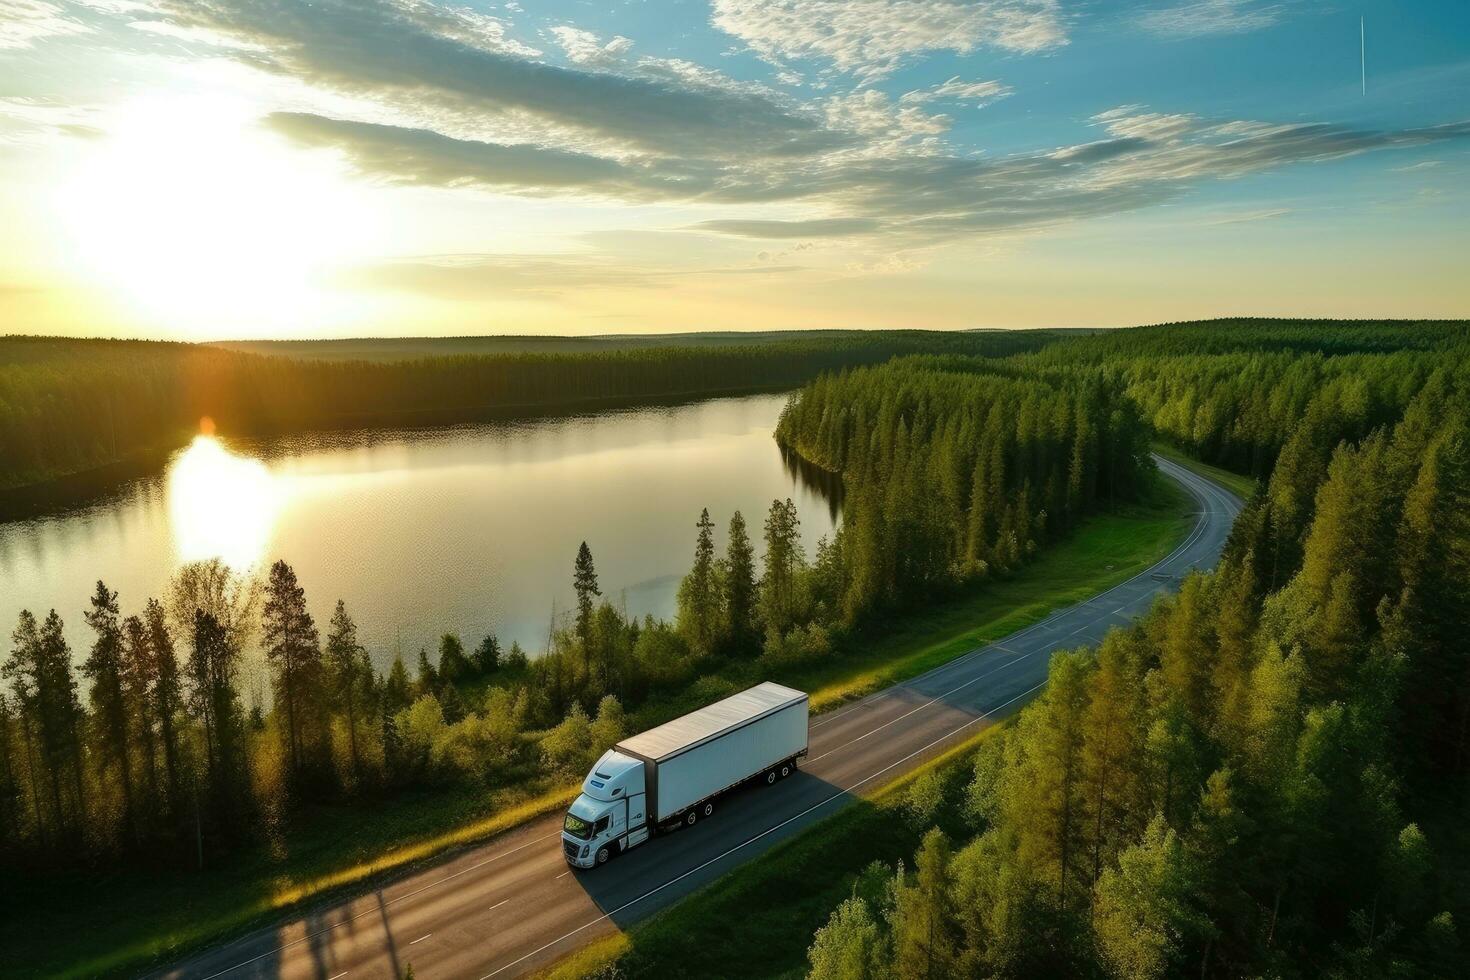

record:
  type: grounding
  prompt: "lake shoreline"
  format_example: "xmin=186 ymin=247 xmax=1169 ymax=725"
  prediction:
xmin=0 ymin=381 xmax=799 ymax=521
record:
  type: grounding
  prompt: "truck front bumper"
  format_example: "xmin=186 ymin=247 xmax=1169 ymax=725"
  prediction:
xmin=562 ymin=837 xmax=594 ymax=868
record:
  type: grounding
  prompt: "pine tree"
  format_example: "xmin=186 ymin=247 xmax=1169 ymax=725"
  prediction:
xmin=437 ymin=633 xmax=471 ymax=685
xmin=722 ymin=511 xmax=759 ymax=656
xmin=573 ymin=541 xmax=600 ymax=659
xmin=190 ymin=609 xmax=247 ymax=834
xmin=121 ymin=613 xmax=160 ymax=826
xmin=325 ymin=600 xmax=369 ymax=785
xmin=415 ymin=648 xmax=438 ymax=698
xmin=760 ymin=498 xmax=805 ymax=638
xmin=145 ymin=597 xmax=184 ymax=816
xmin=892 ymin=828 xmax=957 ymax=980
xmin=473 ymin=632 xmax=501 ymax=674
xmin=83 ymin=581 xmax=137 ymax=840
xmin=676 ymin=508 xmax=721 ymax=656
xmin=261 ymin=560 xmax=325 ymax=787
xmin=383 ymin=654 xmax=413 ymax=713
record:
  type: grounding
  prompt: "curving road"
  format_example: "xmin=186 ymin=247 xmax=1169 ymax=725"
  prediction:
xmin=160 ymin=454 xmax=1242 ymax=980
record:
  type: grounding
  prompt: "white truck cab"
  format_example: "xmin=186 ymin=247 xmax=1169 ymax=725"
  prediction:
xmin=562 ymin=749 xmax=650 ymax=868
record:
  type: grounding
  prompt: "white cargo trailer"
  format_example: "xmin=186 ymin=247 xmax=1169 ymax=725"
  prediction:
xmin=561 ymin=682 xmax=808 ymax=868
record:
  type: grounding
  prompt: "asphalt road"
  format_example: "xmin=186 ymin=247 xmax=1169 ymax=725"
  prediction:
xmin=160 ymin=454 xmax=1242 ymax=980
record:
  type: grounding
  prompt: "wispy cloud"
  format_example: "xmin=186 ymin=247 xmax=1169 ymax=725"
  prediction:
xmin=711 ymin=0 xmax=1065 ymax=80
xmin=1138 ymin=0 xmax=1283 ymax=39
xmin=0 ymin=0 xmax=91 ymax=48
xmin=901 ymin=77 xmax=1014 ymax=108
xmin=273 ymin=96 xmax=1470 ymax=248
xmin=689 ymin=218 xmax=880 ymax=239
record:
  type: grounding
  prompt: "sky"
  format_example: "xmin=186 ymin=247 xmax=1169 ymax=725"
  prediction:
xmin=0 ymin=0 xmax=1467 ymax=340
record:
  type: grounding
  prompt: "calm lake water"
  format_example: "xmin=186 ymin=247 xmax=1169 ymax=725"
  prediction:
xmin=0 ymin=393 xmax=839 ymax=674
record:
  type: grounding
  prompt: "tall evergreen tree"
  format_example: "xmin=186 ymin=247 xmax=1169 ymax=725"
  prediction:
xmin=121 ymin=613 xmax=159 ymax=825
xmin=190 ymin=609 xmax=247 ymax=835
xmin=261 ymin=559 xmax=325 ymax=787
xmin=722 ymin=510 xmax=759 ymax=656
xmin=144 ymin=597 xmax=184 ymax=816
xmin=573 ymin=541 xmax=600 ymax=657
xmin=325 ymin=600 xmax=370 ymax=785
xmin=82 ymin=582 xmax=137 ymax=843
xmin=676 ymin=508 xmax=721 ymax=656
xmin=760 ymin=498 xmax=804 ymax=638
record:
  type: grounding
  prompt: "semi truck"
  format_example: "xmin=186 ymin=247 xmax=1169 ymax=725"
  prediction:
xmin=561 ymin=681 xmax=809 ymax=869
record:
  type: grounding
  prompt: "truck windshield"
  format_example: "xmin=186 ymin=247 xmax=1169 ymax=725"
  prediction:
xmin=563 ymin=812 xmax=593 ymax=839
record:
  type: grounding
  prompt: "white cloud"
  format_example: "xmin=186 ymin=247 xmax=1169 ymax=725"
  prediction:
xmin=1138 ymin=1 xmax=1282 ymax=39
xmin=549 ymin=25 xmax=634 ymax=68
xmin=901 ymin=77 xmax=1014 ymax=107
xmin=0 ymin=0 xmax=91 ymax=48
xmin=825 ymin=89 xmax=950 ymax=144
xmin=711 ymin=0 xmax=1065 ymax=80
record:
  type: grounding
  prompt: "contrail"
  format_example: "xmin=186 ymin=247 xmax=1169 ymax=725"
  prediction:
xmin=1361 ymin=16 xmax=1366 ymax=95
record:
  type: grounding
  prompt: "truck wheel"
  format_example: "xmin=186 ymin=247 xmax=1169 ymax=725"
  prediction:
xmin=765 ymin=769 xmax=777 ymax=785
xmin=702 ymin=801 xmax=715 ymax=819
xmin=596 ymin=846 xmax=610 ymax=865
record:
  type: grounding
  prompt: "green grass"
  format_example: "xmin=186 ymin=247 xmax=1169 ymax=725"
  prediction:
xmin=540 ymin=723 xmax=1005 ymax=980
xmin=786 ymin=478 xmax=1189 ymax=712
xmin=1151 ymin=440 xmax=1259 ymax=500
xmin=6 ymin=474 xmax=1192 ymax=979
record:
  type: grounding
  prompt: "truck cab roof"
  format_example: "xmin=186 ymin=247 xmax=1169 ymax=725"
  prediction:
xmin=579 ymin=749 xmax=645 ymax=803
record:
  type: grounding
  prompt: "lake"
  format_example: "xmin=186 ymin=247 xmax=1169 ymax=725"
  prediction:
xmin=0 ymin=393 xmax=839 ymax=675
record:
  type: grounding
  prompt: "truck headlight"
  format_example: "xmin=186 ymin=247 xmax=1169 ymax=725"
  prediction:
xmin=581 ymin=845 xmax=589 ymax=857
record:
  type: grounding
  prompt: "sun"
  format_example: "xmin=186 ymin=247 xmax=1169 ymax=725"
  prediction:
xmin=168 ymin=434 xmax=280 ymax=571
xmin=55 ymin=93 xmax=380 ymax=336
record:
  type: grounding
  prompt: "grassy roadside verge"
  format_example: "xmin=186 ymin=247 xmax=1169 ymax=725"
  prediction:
xmin=539 ymin=723 xmax=1009 ymax=980
xmin=1151 ymin=440 xmax=1258 ymax=500
xmin=13 ymin=476 xmax=1191 ymax=979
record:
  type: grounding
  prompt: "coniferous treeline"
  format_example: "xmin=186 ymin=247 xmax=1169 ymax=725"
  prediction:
xmin=0 ymin=331 xmax=1052 ymax=491
xmin=0 ymin=552 xmax=635 ymax=864
xmin=1022 ymin=318 xmax=1470 ymax=480
xmin=805 ymin=329 xmax=1470 ymax=979
xmin=776 ymin=358 xmax=1151 ymax=619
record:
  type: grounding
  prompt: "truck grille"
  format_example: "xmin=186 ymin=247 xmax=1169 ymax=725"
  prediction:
xmin=563 ymin=839 xmax=581 ymax=860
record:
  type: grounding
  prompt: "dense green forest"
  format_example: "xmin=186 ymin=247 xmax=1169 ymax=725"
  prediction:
xmin=0 ymin=354 xmax=1141 ymax=872
xmin=804 ymin=322 xmax=1470 ymax=979
xmin=0 ymin=330 xmax=1051 ymax=491
xmin=4 ymin=318 xmax=1468 ymax=977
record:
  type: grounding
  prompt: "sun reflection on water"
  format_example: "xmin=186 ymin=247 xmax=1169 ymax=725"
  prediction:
xmin=167 ymin=436 xmax=279 ymax=571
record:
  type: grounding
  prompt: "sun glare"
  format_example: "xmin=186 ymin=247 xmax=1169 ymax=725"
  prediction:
xmin=55 ymin=94 xmax=379 ymax=335
xmin=168 ymin=435 xmax=279 ymax=571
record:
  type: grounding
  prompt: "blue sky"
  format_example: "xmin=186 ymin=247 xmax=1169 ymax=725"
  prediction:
xmin=0 ymin=0 xmax=1466 ymax=337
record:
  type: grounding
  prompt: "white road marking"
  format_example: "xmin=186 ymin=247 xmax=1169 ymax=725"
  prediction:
xmin=491 ymin=900 xmax=509 ymax=909
xmin=410 ymin=934 xmax=432 ymax=945
xmin=328 ymin=973 xmax=347 ymax=980
xmin=554 ymin=872 xmax=569 ymax=880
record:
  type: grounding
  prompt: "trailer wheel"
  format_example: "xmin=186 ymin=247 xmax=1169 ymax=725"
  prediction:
xmin=780 ymin=763 xmax=791 ymax=779
xmin=702 ymin=801 xmax=715 ymax=819
xmin=685 ymin=810 xmax=697 ymax=827
xmin=596 ymin=846 xmax=610 ymax=865
xmin=765 ymin=769 xmax=777 ymax=786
